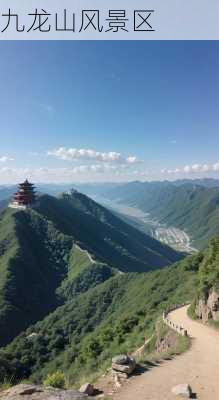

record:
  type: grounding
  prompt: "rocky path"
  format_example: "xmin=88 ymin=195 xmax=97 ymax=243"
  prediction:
xmin=75 ymin=244 xmax=95 ymax=264
xmin=113 ymin=305 xmax=219 ymax=400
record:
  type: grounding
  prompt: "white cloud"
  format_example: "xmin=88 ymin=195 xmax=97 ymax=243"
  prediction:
xmin=201 ymin=164 xmax=210 ymax=172
xmin=0 ymin=156 xmax=14 ymax=163
xmin=183 ymin=165 xmax=191 ymax=173
xmin=161 ymin=162 xmax=219 ymax=175
xmin=47 ymin=147 xmax=141 ymax=165
xmin=213 ymin=163 xmax=219 ymax=171
xmin=0 ymin=162 xmax=131 ymax=184
xmin=1 ymin=158 xmax=219 ymax=185
xmin=191 ymin=164 xmax=201 ymax=172
xmin=126 ymin=156 xmax=140 ymax=164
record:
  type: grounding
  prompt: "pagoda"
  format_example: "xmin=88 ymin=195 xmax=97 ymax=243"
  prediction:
xmin=9 ymin=180 xmax=36 ymax=209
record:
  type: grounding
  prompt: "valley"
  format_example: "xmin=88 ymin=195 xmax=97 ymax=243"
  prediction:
xmin=97 ymin=181 xmax=219 ymax=250
xmin=91 ymin=196 xmax=197 ymax=254
xmin=152 ymin=227 xmax=197 ymax=253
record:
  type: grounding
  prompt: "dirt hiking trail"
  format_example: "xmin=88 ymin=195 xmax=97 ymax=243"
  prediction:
xmin=113 ymin=305 xmax=219 ymax=400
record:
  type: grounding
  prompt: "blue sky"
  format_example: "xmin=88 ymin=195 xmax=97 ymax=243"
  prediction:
xmin=0 ymin=41 xmax=219 ymax=183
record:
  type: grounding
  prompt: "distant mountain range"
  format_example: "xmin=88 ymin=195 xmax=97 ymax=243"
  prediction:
xmin=0 ymin=179 xmax=218 ymax=250
xmin=1 ymin=179 xmax=218 ymax=249
xmin=0 ymin=178 xmax=218 ymax=201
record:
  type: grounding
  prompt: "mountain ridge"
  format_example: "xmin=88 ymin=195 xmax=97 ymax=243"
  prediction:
xmin=0 ymin=191 xmax=181 ymax=347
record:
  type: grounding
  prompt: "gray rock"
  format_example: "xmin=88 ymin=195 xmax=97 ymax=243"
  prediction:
xmin=112 ymin=354 xmax=129 ymax=365
xmin=79 ymin=383 xmax=94 ymax=396
xmin=111 ymin=370 xmax=128 ymax=380
xmin=112 ymin=355 xmax=136 ymax=376
xmin=112 ymin=362 xmax=135 ymax=375
xmin=195 ymin=288 xmax=219 ymax=323
xmin=171 ymin=383 xmax=192 ymax=398
xmin=1 ymin=384 xmax=92 ymax=400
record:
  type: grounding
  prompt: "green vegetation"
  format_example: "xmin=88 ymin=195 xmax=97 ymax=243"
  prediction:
xmin=0 ymin=252 xmax=199 ymax=386
xmin=187 ymin=300 xmax=198 ymax=320
xmin=0 ymin=191 xmax=182 ymax=347
xmin=0 ymin=189 xmax=216 ymax=389
xmin=36 ymin=192 xmax=181 ymax=272
xmin=0 ymin=199 xmax=8 ymax=212
xmin=187 ymin=236 xmax=219 ymax=322
xmin=43 ymin=371 xmax=66 ymax=389
xmin=198 ymin=237 xmax=219 ymax=295
xmin=139 ymin=321 xmax=190 ymax=368
xmin=0 ymin=207 xmax=73 ymax=346
xmin=0 ymin=381 xmax=13 ymax=392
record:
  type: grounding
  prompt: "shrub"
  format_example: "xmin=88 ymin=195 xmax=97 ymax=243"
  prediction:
xmin=0 ymin=380 xmax=13 ymax=391
xmin=43 ymin=371 xmax=66 ymax=389
xmin=187 ymin=301 xmax=198 ymax=320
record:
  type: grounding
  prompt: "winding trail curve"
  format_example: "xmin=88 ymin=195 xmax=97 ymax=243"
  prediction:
xmin=113 ymin=305 xmax=219 ymax=400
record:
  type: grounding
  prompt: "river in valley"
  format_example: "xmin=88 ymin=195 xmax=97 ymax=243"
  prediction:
xmin=92 ymin=195 xmax=197 ymax=254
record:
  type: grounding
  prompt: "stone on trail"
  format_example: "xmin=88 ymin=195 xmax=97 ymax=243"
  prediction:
xmin=171 ymin=383 xmax=192 ymax=398
xmin=79 ymin=383 xmax=94 ymax=396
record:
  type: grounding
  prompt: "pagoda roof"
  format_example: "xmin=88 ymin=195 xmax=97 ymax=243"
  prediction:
xmin=19 ymin=179 xmax=34 ymax=186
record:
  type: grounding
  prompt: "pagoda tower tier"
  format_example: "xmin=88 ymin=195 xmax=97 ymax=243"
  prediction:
xmin=9 ymin=179 xmax=37 ymax=209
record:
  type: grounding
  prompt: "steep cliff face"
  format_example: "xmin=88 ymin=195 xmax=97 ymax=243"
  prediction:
xmin=193 ymin=237 xmax=219 ymax=323
xmin=195 ymin=288 xmax=219 ymax=323
xmin=155 ymin=322 xmax=178 ymax=353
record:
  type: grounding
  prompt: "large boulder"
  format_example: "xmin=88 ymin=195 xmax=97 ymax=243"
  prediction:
xmin=112 ymin=354 xmax=136 ymax=375
xmin=171 ymin=383 xmax=192 ymax=398
xmin=0 ymin=384 xmax=92 ymax=400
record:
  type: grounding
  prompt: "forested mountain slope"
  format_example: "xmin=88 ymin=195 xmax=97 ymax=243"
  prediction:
xmin=0 ymin=188 xmax=217 ymax=388
xmin=0 ymin=208 xmax=73 ymax=346
xmin=35 ymin=192 xmax=181 ymax=272
xmin=0 ymin=191 xmax=181 ymax=347
xmin=0 ymin=248 xmax=200 ymax=386
xmin=0 ymin=199 xmax=8 ymax=211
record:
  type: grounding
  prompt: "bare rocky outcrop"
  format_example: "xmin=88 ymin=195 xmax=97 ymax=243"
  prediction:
xmin=0 ymin=384 xmax=92 ymax=400
xmin=155 ymin=323 xmax=178 ymax=354
xmin=195 ymin=287 xmax=219 ymax=323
